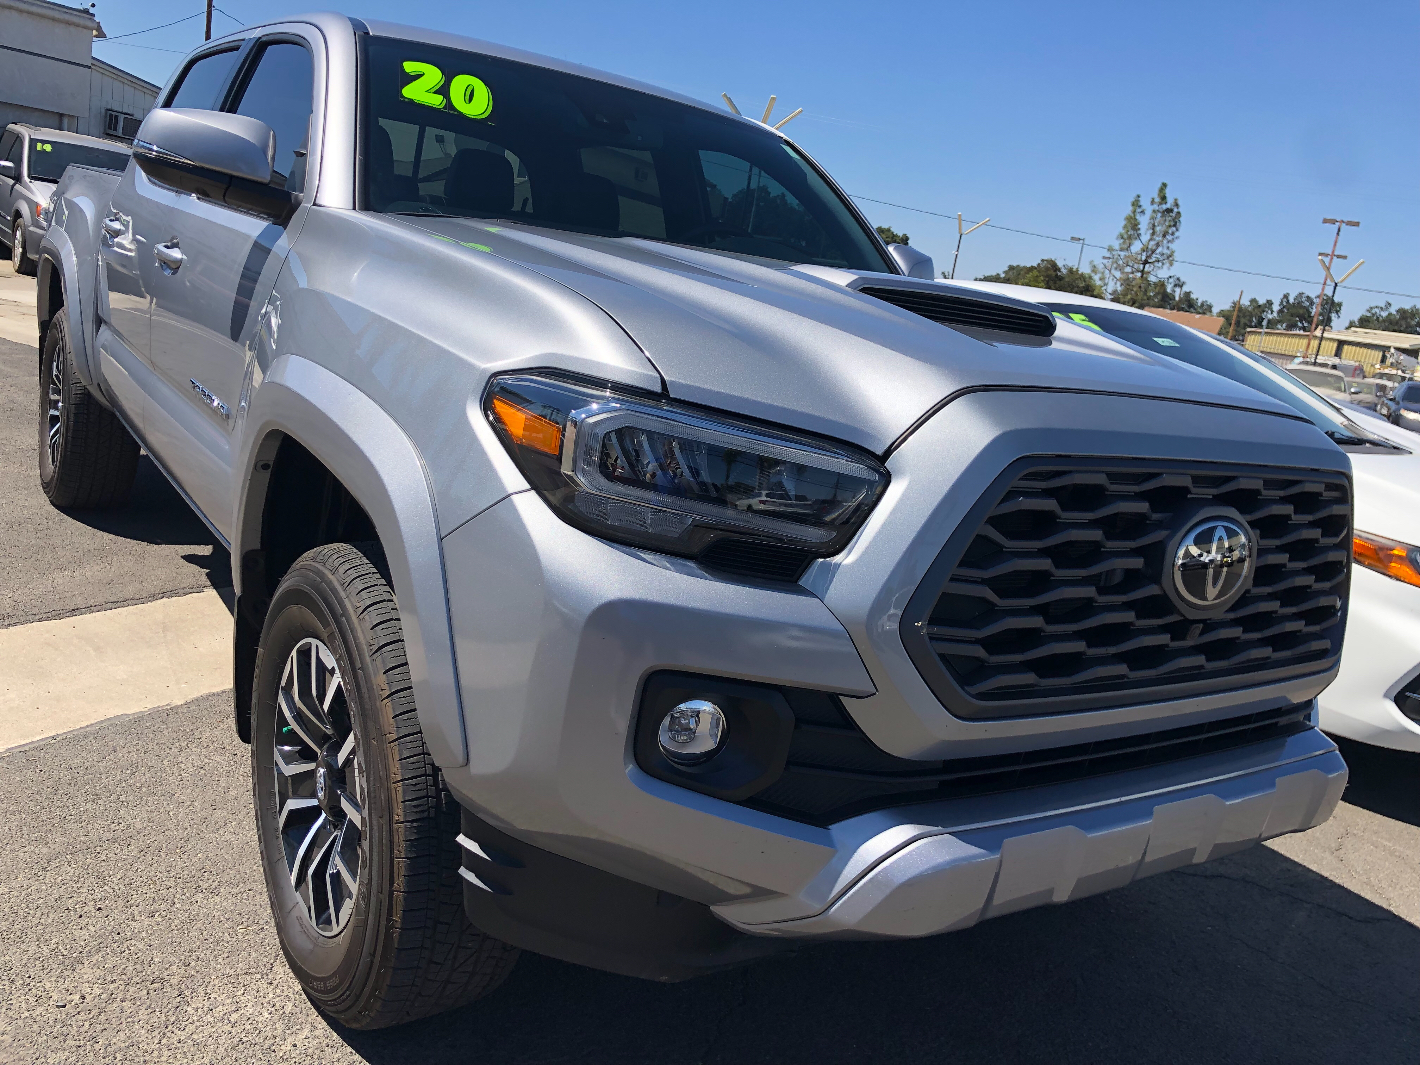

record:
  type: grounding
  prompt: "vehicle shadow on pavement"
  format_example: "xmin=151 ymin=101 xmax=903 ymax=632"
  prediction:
xmin=56 ymin=455 xmax=232 ymax=588
xmin=1334 ymin=737 xmax=1420 ymax=828
xmin=335 ymin=839 xmax=1419 ymax=1065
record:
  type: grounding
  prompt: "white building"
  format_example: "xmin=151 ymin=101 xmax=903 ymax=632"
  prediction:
xmin=0 ymin=0 xmax=158 ymax=140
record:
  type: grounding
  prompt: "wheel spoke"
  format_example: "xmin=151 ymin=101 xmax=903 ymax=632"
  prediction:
xmin=333 ymin=834 xmax=359 ymax=892
xmin=339 ymin=792 xmax=363 ymax=830
xmin=278 ymin=688 xmax=327 ymax=752
xmin=278 ymin=796 xmax=319 ymax=833
xmin=336 ymin=731 xmax=356 ymax=767
xmin=274 ymin=745 xmax=317 ymax=778
xmin=290 ymin=813 xmax=334 ymax=889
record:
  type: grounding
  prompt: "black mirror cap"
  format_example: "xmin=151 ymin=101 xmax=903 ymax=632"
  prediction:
xmin=633 ymin=672 xmax=795 ymax=802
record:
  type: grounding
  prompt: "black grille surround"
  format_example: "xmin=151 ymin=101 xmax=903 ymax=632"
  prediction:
xmin=901 ymin=458 xmax=1351 ymax=720
xmin=858 ymin=285 xmax=1057 ymax=338
xmin=745 ymin=689 xmax=1314 ymax=827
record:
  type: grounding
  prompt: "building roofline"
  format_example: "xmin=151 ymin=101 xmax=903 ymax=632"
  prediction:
xmin=90 ymin=55 xmax=160 ymax=93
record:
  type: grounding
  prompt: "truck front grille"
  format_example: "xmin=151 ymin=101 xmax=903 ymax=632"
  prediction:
xmin=901 ymin=459 xmax=1351 ymax=719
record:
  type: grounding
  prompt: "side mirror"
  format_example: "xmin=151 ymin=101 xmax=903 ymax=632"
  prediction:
xmin=0 ymin=160 xmax=14 ymax=179
xmin=886 ymin=243 xmax=935 ymax=280
xmin=131 ymin=108 xmax=295 ymax=222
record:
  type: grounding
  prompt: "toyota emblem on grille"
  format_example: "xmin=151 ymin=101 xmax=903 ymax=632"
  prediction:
xmin=1173 ymin=518 xmax=1252 ymax=609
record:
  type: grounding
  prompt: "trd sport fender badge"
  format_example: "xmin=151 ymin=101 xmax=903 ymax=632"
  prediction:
xmin=190 ymin=378 xmax=231 ymax=420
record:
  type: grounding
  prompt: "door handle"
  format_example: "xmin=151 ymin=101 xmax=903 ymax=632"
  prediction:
xmin=101 ymin=215 xmax=124 ymax=238
xmin=153 ymin=239 xmax=185 ymax=272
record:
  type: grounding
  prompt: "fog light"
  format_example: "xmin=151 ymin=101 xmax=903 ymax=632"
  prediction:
xmin=657 ymin=700 xmax=727 ymax=765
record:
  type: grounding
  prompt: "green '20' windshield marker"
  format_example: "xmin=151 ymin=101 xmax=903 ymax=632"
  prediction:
xmin=449 ymin=74 xmax=493 ymax=120
xmin=401 ymin=61 xmax=446 ymax=108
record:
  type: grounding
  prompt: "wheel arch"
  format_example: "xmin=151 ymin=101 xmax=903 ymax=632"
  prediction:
xmin=36 ymin=226 xmax=101 ymax=392
xmin=233 ymin=353 xmax=467 ymax=768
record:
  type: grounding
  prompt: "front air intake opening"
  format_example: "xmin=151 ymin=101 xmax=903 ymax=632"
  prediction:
xmin=857 ymin=285 xmax=1057 ymax=338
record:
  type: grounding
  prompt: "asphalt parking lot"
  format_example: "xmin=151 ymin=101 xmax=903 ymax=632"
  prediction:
xmin=0 ymin=261 xmax=1416 ymax=1063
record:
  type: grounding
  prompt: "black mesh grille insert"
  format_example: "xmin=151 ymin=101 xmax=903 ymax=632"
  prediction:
xmin=901 ymin=459 xmax=1351 ymax=719
xmin=858 ymin=286 xmax=1056 ymax=337
xmin=744 ymin=689 xmax=1314 ymax=826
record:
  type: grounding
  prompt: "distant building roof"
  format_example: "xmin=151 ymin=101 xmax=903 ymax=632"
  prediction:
xmin=1144 ymin=307 xmax=1226 ymax=335
xmin=1244 ymin=327 xmax=1420 ymax=352
xmin=91 ymin=55 xmax=159 ymax=94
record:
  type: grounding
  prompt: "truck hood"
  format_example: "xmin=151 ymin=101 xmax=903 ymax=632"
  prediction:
xmin=413 ymin=217 xmax=1305 ymax=454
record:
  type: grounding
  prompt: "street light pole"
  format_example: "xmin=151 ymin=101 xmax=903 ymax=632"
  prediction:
xmin=949 ymin=212 xmax=990 ymax=280
xmin=1307 ymin=217 xmax=1358 ymax=360
xmin=1070 ymin=236 xmax=1085 ymax=270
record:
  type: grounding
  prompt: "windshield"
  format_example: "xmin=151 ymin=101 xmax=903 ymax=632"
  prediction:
xmin=1288 ymin=367 xmax=1346 ymax=394
xmin=27 ymin=138 xmax=129 ymax=182
xmin=360 ymin=37 xmax=889 ymax=270
xmin=1042 ymin=302 xmax=1394 ymax=448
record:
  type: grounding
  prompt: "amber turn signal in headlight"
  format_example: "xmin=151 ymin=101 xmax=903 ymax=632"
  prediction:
xmin=1352 ymin=530 xmax=1420 ymax=588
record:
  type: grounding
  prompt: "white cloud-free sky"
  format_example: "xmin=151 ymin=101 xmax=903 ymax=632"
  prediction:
xmin=92 ymin=0 xmax=1420 ymax=315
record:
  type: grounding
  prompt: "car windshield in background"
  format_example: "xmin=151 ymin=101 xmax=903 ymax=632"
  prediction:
xmin=27 ymin=139 xmax=129 ymax=182
xmin=360 ymin=37 xmax=889 ymax=270
xmin=1043 ymin=302 xmax=1394 ymax=448
xmin=1289 ymin=367 xmax=1347 ymax=393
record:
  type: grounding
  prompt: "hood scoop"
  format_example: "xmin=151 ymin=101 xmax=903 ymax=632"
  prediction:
xmin=856 ymin=283 xmax=1057 ymax=338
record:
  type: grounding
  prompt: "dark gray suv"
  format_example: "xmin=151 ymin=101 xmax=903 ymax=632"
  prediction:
xmin=0 ymin=124 xmax=130 ymax=275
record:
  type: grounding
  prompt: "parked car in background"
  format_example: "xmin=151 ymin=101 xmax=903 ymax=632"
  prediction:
xmin=37 ymin=12 xmax=1353 ymax=1029
xmin=958 ymin=282 xmax=1420 ymax=754
xmin=1290 ymin=354 xmax=1364 ymax=379
xmin=1371 ymin=367 xmax=1412 ymax=399
xmin=1379 ymin=380 xmax=1420 ymax=432
xmin=0 ymin=124 xmax=131 ymax=275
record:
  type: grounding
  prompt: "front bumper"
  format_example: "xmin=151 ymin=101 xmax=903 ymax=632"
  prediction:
xmin=714 ymin=726 xmax=1345 ymax=938
xmin=437 ymin=390 xmax=1349 ymax=941
xmin=1319 ymin=565 xmax=1420 ymax=751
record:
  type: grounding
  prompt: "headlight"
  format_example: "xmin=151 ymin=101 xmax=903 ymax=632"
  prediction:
xmin=484 ymin=372 xmax=889 ymax=579
xmin=1353 ymin=530 xmax=1420 ymax=588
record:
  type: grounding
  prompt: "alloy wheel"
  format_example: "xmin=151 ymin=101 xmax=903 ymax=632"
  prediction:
xmin=11 ymin=221 xmax=21 ymax=271
xmin=272 ymin=637 xmax=365 ymax=937
xmin=46 ymin=337 xmax=63 ymax=469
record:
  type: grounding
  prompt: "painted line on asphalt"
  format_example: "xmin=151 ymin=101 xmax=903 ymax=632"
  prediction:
xmin=0 ymin=588 xmax=233 ymax=751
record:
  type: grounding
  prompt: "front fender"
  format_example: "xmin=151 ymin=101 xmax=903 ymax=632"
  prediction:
xmin=234 ymin=354 xmax=468 ymax=768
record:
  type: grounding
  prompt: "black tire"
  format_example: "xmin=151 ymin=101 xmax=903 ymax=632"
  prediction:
xmin=251 ymin=542 xmax=518 ymax=1029
xmin=11 ymin=217 xmax=35 ymax=276
xmin=38 ymin=313 xmax=139 ymax=508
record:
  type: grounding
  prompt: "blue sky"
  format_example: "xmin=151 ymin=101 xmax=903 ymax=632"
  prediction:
xmin=92 ymin=0 xmax=1419 ymax=316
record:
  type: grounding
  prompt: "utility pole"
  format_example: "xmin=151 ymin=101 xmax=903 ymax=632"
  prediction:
xmin=949 ymin=212 xmax=990 ymax=280
xmin=205 ymin=0 xmax=213 ymax=41
xmin=1314 ymin=255 xmax=1364 ymax=364
xmin=1307 ymin=217 xmax=1358 ymax=360
xmin=1227 ymin=289 xmax=1244 ymax=341
xmin=1070 ymin=236 xmax=1085 ymax=270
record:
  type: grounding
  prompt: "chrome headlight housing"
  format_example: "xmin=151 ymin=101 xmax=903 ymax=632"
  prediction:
xmin=484 ymin=372 xmax=889 ymax=579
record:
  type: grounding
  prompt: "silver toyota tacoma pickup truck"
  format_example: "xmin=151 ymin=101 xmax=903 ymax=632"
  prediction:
xmin=37 ymin=11 xmax=1351 ymax=1030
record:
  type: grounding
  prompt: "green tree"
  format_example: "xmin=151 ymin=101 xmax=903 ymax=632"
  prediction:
xmin=1099 ymin=183 xmax=1183 ymax=307
xmin=1348 ymin=301 xmax=1420 ymax=333
xmin=1218 ymin=297 xmax=1274 ymax=339
xmin=875 ymin=225 xmax=910 ymax=245
xmin=975 ymin=258 xmax=1102 ymax=297
xmin=1272 ymin=291 xmax=1340 ymax=331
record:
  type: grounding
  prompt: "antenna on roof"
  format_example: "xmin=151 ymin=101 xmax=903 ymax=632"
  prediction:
xmin=721 ymin=93 xmax=742 ymax=116
xmin=774 ymin=108 xmax=803 ymax=129
xmin=761 ymin=96 xmax=777 ymax=123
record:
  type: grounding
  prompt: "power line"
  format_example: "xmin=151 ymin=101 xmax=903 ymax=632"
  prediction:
xmin=849 ymin=193 xmax=1420 ymax=301
xmin=93 ymin=40 xmax=187 ymax=53
xmin=96 ymin=11 xmax=205 ymax=40
xmin=213 ymin=7 xmax=244 ymax=25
